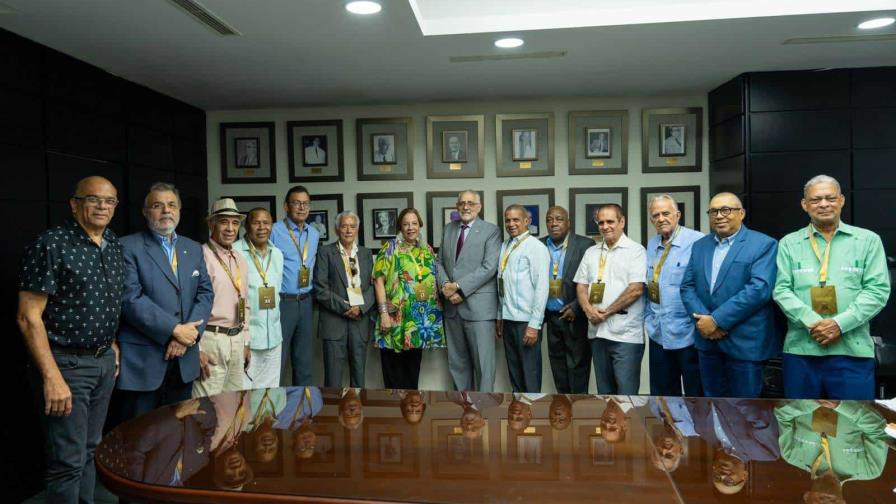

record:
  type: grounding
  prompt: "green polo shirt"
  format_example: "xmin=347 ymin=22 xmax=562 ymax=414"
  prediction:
xmin=773 ymin=222 xmax=890 ymax=358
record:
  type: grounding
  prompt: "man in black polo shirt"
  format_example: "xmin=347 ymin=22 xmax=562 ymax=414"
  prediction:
xmin=16 ymin=176 xmax=125 ymax=503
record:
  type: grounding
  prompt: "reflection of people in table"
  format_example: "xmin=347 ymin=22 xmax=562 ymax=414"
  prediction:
xmin=399 ymin=390 xmax=427 ymax=425
xmin=373 ymin=136 xmax=395 ymax=163
xmin=448 ymin=391 xmax=504 ymax=439
xmin=775 ymin=400 xmax=888 ymax=503
xmin=648 ymin=396 xmax=698 ymax=472
xmin=338 ymin=388 xmax=364 ymax=430
xmin=209 ymin=391 xmax=254 ymax=490
xmin=243 ymin=388 xmax=287 ymax=463
xmin=269 ymin=387 xmax=322 ymax=460
xmin=445 ymin=134 xmax=466 ymax=162
xmin=508 ymin=393 xmax=546 ymax=432
xmin=304 ymin=136 xmax=326 ymax=165
xmin=549 ymin=395 xmax=573 ymax=430
xmin=600 ymin=395 xmax=648 ymax=443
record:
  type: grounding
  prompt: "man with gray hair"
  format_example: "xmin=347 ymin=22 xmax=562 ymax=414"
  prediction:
xmin=118 ymin=182 xmax=214 ymax=420
xmin=435 ymin=190 xmax=501 ymax=392
xmin=773 ymin=175 xmax=890 ymax=399
xmin=644 ymin=194 xmax=704 ymax=396
xmin=313 ymin=212 xmax=374 ymax=387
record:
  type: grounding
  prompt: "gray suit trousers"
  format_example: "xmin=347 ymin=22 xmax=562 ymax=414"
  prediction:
xmin=445 ymin=314 xmax=496 ymax=392
xmin=322 ymin=317 xmax=369 ymax=388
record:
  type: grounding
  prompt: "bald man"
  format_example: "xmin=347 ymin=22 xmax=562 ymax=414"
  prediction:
xmin=680 ymin=192 xmax=779 ymax=398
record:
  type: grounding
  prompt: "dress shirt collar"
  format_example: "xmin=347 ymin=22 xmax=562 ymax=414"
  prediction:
xmin=287 ymin=217 xmax=307 ymax=233
xmin=338 ymin=240 xmax=358 ymax=257
xmin=600 ymin=232 xmax=632 ymax=251
xmin=154 ymin=230 xmax=178 ymax=246
xmin=806 ymin=221 xmax=853 ymax=240
xmin=506 ymin=230 xmax=530 ymax=246
xmin=459 ymin=217 xmax=477 ymax=230
xmin=546 ymin=233 xmax=569 ymax=252
xmin=713 ymin=227 xmax=740 ymax=245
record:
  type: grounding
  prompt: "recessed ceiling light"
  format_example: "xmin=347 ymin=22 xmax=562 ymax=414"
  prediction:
xmin=858 ymin=17 xmax=895 ymax=29
xmin=345 ymin=1 xmax=381 ymax=15
xmin=494 ymin=37 xmax=524 ymax=48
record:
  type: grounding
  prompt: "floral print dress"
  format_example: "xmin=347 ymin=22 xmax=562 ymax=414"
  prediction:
xmin=373 ymin=239 xmax=446 ymax=352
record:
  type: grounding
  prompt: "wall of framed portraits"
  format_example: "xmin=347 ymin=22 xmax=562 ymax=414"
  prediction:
xmin=206 ymin=94 xmax=710 ymax=394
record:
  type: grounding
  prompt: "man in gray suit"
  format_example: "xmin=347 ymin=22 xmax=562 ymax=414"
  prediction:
xmin=313 ymin=212 xmax=374 ymax=387
xmin=436 ymin=190 xmax=501 ymax=391
xmin=541 ymin=206 xmax=594 ymax=394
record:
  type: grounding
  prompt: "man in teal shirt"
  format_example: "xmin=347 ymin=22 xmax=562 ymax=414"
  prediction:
xmin=773 ymin=175 xmax=891 ymax=400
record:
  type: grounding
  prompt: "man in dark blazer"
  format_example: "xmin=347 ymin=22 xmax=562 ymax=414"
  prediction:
xmin=435 ymin=190 xmax=502 ymax=392
xmin=313 ymin=211 xmax=374 ymax=387
xmin=680 ymin=192 xmax=779 ymax=398
xmin=541 ymin=206 xmax=594 ymax=393
xmin=118 ymin=182 xmax=214 ymax=420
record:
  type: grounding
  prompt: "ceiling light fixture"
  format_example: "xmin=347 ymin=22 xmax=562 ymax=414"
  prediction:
xmin=494 ymin=37 xmax=524 ymax=48
xmin=345 ymin=1 xmax=381 ymax=15
xmin=858 ymin=17 xmax=895 ymax=29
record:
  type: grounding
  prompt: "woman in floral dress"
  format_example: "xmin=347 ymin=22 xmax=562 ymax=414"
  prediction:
xmin=373 ymin=208 xmax=445 ymax=389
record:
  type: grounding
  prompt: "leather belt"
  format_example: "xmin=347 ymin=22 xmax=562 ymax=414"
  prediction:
xmin=51 ymin=342 xmax=110 ymax=358
xmin=280 ymin=293 xmax=310 ymax=301
xmin=205 ymin=325 xmax=242 ymax=336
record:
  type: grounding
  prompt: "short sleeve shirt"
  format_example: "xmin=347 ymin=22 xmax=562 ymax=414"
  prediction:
xmin=18 ymin=219 xmax=125 ymax=348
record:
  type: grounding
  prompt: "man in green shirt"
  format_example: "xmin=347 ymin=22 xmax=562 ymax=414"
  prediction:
xmin=773 ymin=175 xmax=891 ymax=400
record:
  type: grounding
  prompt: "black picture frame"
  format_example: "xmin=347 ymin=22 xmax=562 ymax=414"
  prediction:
xmin=310 ymin=193 xmax=344 ymax=245
xmin=357 ymin=117 xmax=414 ymax=181
xmin=308 ymin=210 xmax=329 ymax=241
xmin=425 ymin=190 xmax=485 ymax=251
xmin=568 ymin=110 xmax=629 ymax=176
xmin=426 ymin=115 xmax=485 ymax=179
xmin=287 ymin=119 xmax=345 ymax=183
xmin=641 ymin=107 xmax=702 ymax=174
xmin=659 ymin=123 xmax=687 ymax=157
xmin=356 ymin=192 xmax=414 ymax=247
xmin=496 ymin=113 xmax=555 ymax=177
xmin=495 ymin=189 xmax=555 ymax=238
xmin=511 ymin=128 xmax=539 ymax=161
xmin=226 ymin=195 xmax=277 ymax=221
xmin=370 ymin=133 xmax=398 ymax=165
xmin=301 ymin=135 xmax=328 ymax=167
xmin=585 ymin=128 xmax=611 ymax=159
xmin=640 ymin=185 xmax=702 ymax=244
xmin=233 ymin=137 xmax=260 ymax=168
xmin=220 ymin=122 xmax=276 ymax=184
xmin=569 ymin=187 xmax=629 ymax=238
xmin=441 ymin=130 xmax=469 ymax=163
xmin=371 ymin=208 xmax=398 ymax=240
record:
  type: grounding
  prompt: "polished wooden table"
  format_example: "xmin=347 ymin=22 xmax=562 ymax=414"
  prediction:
xmin=96 ymin=388 xmax=896 ymax=503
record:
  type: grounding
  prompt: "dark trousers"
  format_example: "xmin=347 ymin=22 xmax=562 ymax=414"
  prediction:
xmin=590 ymin=338 xmax=644 ymax=395
xmin=698 ymin=348 xmax=764 ymax=398
xmin=544 ymin=311 xmax=591 ymax=394
xmin=280 ymin=296 xmax=313 ymax=386
xmin=40 ymin=350 xmax=116 ymax=504
xmin=118 ymin=360 xmax=192 ymax=421
xmin=502 ymin=320 xmax=543 ymax=393
xmin=648 ymin=339 xmax=703 ymax=396
xmin=783 ymin=353 xmax=876 ymax=400
xmin=380 ymin=348 xmax=423 ymax=389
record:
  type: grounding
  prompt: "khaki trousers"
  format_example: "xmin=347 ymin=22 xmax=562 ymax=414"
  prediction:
xmin=192 ymin=330 xmax=245 ymax=398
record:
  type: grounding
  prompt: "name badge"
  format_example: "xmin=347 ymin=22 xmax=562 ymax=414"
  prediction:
xmin=258 ymin=286 xmax=276 ymax=310
xmin=497 ymin=278 xmax=505 ymax=298
xmin=647 ymin=281 xmax=660 ymax=304
xmin=299 ymin=266 xmax=310 ymax=288
xmin=810 ymin=285 xmax=838 ymax=316
xmin=347 ymin=286 xmax=365 ymax=307
xmin=548 ymin=279 xmax=562 ymax=298
xmin=237 ymin=297 xmax=246 ymax=324
xmin=413 ymin=283 xmax=428 ymax=302
xmin=589 ymin=282 xmax=605 ymax=305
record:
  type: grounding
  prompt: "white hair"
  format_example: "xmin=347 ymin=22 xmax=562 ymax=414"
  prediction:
xmin=804 ymin=175 xmax=841 ymax=197
xmin=457 ymin=190 xmax=481 ymax=204
xmin=335 ymin=211 xmax=359 ymax=228
xmin=648 ymin=193 xmax=678 ymax=210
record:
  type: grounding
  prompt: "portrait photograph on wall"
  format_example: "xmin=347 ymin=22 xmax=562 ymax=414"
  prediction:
xmin=585 ymin=128 xmax=611 ymax=158
xmin=308 ymin=210 xmax=329 ymax=241
xmin=523 ymin=204 xmax=541 ymax=236
xmin=496 ymin=113 xmax=555 ymax=177
xmin=641 ymin=107 xmax=702 ymax=173
xmin=568 ymin=110 xmax=628 ymax=175
xmin=426 ymin=115 xmax=485 ymax=179
xmin=357 ymin=117 xmax=414 ymax=181
xmin=310 ymin=193 xmax=344 ymax=246
xmin=371 ymin=133 xmax=397 ymax=165
xmin=569 ymin=187 xmax=628 ymax=238
xmin=234 ymin=137 xmax=260 ymax=168
xmin=511 ymin=128 xmax=539 ymax=161
xmin=372 ymin=208 xmax=398 ymax=239
xmin=441 ymin=130 xmax=468 ymax=163
xmin=659 ymin=123 xmax=687 ymax=157
xmin=287 ymin=119 xmax=345 ymax=183
xmin=426 ymin=190 xmax=486 ymax=251
xmin=220 ymin=121 xmax=276 ymax=183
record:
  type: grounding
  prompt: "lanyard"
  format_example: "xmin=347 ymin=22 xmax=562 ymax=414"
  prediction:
xmin=652 ymin=226 xmax=681 ymax=284
xmin=221 ymin=391 xmax=248 ymax=446
xmin=246 ymin=240 xmax=273 ymax=287
xmin=500 ymin=233 xmax=530 ymax=277
xmin=550 ymin=234 xmax=569 ymax=279
xmin=209 ymin=242 xmax=243 ymax=295
xmin=339 ymin=242 xmax=358 ymax=288
xmin=290 ymin=387 xmax=314 ymax=429
xmin=250 ymin=389 xmax=279 ymax=431
xmin=807 ymin=224 xmax=833 ymax=286
xmin=597 ymin=241 xmax=618 ymax=283
xmin=285 ymin=218 xmax=310 ymax=266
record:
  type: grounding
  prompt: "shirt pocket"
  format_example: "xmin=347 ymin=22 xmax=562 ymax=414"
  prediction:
xmin=663 ymin=265 xmax=686 ymax=287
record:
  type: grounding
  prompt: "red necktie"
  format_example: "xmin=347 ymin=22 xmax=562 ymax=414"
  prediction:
xmin=455 ymin=224 xmax=468 ymax=260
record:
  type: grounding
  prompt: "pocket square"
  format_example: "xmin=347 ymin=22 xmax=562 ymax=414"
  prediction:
xmin=191 ymin=270 xmax=200 ymax=277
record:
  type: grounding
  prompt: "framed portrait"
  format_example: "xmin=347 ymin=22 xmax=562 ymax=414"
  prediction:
xmin=495 ymin=189 xmax=555 ymax=239
xmin=431 ymin=419 xmax=490 ymax=480
xmin=589 ymin=436 xmax=613 ymax=466
xmin=308 ymin=210 xmax=329 ymax=241
xmin=363 ymin=419 xmax=419 ymax=478
xmin=496 ymin=113 xmax=554 ymax=177
xmin=224 ymin=195 xmax=277 ymax=221
xmin=569 ymin=188 xmax=628 ymax=238
xmin=500 ymin=419 xmax=559 ymax=481
xmin=571 ymin=418 xmax=633 ymax=481
xmin=643 ymin=415 xmax=710 ymax=483
xmin=356 ymin=117 xmax=414 ymax=181
xmin=516 ymin=435 xmax=542 ymax=464
xmin=294 ymin=417 xmax=350 ymax=478
xmin=568 ymin=110 xmax=628 ymax=175
xmin=642 ymin=107 xmax=703 ymax=173
xmin=425 ymin=190 xmax=485 ymax=251
xmin=640 ymin=185 xmax=702 ymax=244
xmin=219 ymin=122 xmax=276 ymax=183
xmin=356 ymin=192 xmax=414 ymax=247
xmin=427 ymin=115 xmax=485 ymax=179
xmin=378 ymin=434 xmax=403 ymax=464
xmin=310 ymin=193 xmax=344 ymax=245
xmin=287 ymin=119 xmax=344 ymax=182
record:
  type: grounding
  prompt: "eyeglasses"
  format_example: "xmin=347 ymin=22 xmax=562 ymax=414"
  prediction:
xmin=287 ymin=201 xmax=311 ymax=209
xmin=148 ymin=202 xmax=180 ymax=211
xmin=706 ymin=207 xmax=742 ymax=217
xmin=74 ymin=196 xmax=119 ymax=207
xmin=806 ymin=195 xmax=840 ymax=205
xmin=457 ymin=201 xmax=479 ymax=208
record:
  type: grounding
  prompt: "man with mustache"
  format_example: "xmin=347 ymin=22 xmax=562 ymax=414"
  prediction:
xmin=118 ymin=182 xmax=214 ymax=420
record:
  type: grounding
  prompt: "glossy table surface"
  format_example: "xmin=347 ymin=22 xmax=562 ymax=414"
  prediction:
xmin=96 ymin=388 xmax=896 ymax=503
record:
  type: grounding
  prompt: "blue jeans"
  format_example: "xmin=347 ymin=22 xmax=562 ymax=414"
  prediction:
xmin=42 ymin=350 xmax=116 ymax=504
xmin=590 ymin=338 xmax=644 ymax=394
xmin=280 ymin=296 xmax=313 ymax=386
xmin=783 ymin=353 xmax=875 ymax=400
xmin=649 ymin=339 xmax=703 ymax=396
xmin=697 ymin=348 xmax=764 ymax=398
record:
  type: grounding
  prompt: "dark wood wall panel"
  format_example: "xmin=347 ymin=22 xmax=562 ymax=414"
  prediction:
xmin=0 ymin=87 xmax=44 ymax=148
xmin=750 ymin=110 xmax=851 ymax=152
xmin=854 ymin=149 xmax=896 ymax=189
xmin=709 ymin=76 xmax=744 ymax=125
xmin=710 ymin=154 xmax=745 ymax=195
xmin=749 ymin=70 xmax=850 ymax=112
xmin=45 ymin=101 xmax=127 ymax=162
xmin=0 ymin=149 xmax=46 ymax=201
xmin=853 ymin=109 xmax=896 ymax=149
xmin=750 ymin=151 xmax=850 ymax=193
xmin=710 ymin=115 xmax=744 ymax=161
xmin=852 ymin=67 xmax=896 ymax=107
xmin=46 ymin=153 xmax=125 ymax=202
xmin=852 ymin=190 xmax=896 ymax=230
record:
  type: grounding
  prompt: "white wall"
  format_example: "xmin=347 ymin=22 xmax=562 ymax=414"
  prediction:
xmin=206 ymin=94 xmax=710 ymax=394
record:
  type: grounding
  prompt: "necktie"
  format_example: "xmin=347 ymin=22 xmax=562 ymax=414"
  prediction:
xmin=455 ymin=224 xmax=468 ymax=260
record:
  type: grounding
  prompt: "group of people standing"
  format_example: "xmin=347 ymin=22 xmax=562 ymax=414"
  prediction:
xmin=15 ymin=173 xmax=891 ymax=502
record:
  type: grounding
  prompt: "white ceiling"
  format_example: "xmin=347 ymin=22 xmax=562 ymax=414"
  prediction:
xmin=0 ymin=0 xmax=894 ymax=110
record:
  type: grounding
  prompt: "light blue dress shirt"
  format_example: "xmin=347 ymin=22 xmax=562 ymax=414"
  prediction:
xmin=545 ymin=236 xmax=568 ymax=312
xmin=234 ymin=238 xmax=285 ymax=350
xmin=154 ymin=231 xmax=178 ymax=271
xmin=497 ymin=232 xmax=550 ymax=329
xmin=270 ymin=218 xmax=320 ymax=295
xmin=644 ymin=226 xmax=704 ymax=349
xmin=710 ymin=228 xmax=740 ymax=292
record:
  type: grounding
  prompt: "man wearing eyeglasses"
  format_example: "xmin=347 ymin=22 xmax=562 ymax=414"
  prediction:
xmin=118 ymin=182 xmax=213 ymax=420
xmin=270 ymin=185 xmax=320 ymax=386
xmin=773 ymin=175 xmax=890 ymax=400
xmin=313 ymin=212 xmax=374 ymax=387
xmin=17 ymin=176 xmax=125 ymax=502
xmin=680 ymin=192 xmax=778 ymax=398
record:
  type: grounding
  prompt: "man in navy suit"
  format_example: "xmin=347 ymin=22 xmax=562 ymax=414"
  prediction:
xmin=680 ymin=192 xmax=778 ymax=398
xmin=118 ymin=182 xmax=214 ymax=420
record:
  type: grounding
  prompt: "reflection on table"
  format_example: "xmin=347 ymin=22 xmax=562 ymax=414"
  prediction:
xmin=96 ymin=388 xmax=896 ymax=503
